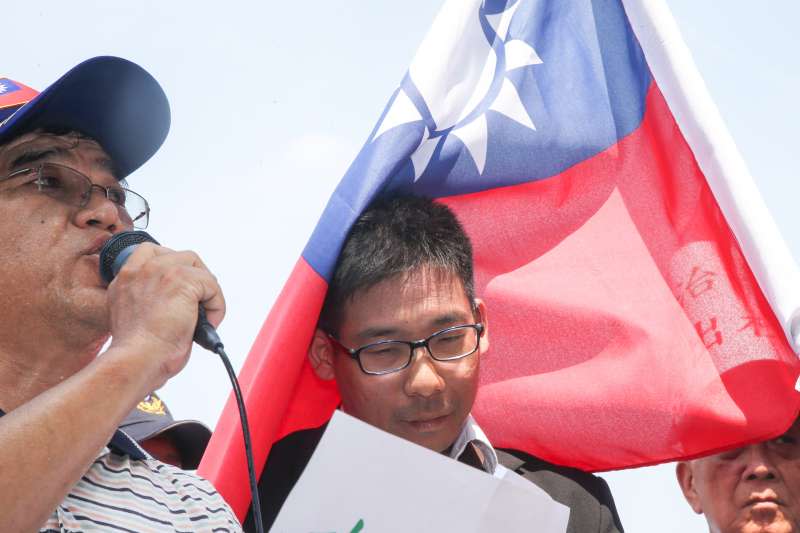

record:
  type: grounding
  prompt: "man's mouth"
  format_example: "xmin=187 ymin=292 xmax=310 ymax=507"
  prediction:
xmin=746 ymin=492 xmax=783 ymax=508
xmin=83 ymin=234 xmax=112 ymax=256
xmin=404 ymin=413 xmax=451 ymax=432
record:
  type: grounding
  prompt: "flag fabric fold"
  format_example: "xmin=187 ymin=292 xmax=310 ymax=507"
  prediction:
xmin=200 ymin=0 xmax=800 ymax=519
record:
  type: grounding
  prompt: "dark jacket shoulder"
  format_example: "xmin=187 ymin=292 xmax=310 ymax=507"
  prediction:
xmin=244 ymin=425 xmax=327 ymax=532
xmin=496 ymin=448 xmax=624 ymax=533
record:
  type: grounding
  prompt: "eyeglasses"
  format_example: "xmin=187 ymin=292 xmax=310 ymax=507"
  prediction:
xmin=328 ymin=323 xmax=484 ymax=375
xmin=0 ymin=162 xmax=150 ymax=228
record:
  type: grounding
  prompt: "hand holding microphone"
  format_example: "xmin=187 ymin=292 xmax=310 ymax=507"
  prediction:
xmin=100 ymin=231 xmax=224 ymax=351
xmin=99 ymin=231 xmax=226 ymax=388
xmin=101 ymin=231 xmax=264 ymax=532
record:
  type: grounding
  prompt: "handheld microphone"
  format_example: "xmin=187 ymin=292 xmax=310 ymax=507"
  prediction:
xmin=99 ymin=230 xmax=224 ymax=352
xmin=98 ymin=230 xmax=264 ymax=532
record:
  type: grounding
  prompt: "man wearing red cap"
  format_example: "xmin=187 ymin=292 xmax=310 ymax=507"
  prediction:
xmin=0 ymin=58 xmax=240 ymax=531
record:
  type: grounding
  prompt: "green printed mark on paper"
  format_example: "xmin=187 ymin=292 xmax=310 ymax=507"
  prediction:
xmin=311 ymin=518 xmax=364 ymax=533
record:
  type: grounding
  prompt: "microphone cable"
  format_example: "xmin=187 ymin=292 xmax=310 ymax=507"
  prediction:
xmin=213 ymin=343 xmax=264 ymax=533
xmin=99 ymin=231 xmax=264 ymax=532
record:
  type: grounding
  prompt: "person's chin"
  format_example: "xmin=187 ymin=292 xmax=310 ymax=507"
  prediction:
xmin=70 ymin=281 xmax=108 ymax=306
xmin=60 ymin=284 xmax=110 ymax=331
xmin=77 ymin=254 xmax=105 ymax=287
xmin=738 ymin=507 xmax=795 ymax=533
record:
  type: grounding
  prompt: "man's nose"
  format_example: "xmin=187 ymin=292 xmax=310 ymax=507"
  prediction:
xmin=742 ymin=443 xmax=779 ymax=482
xmin=403 ymin=347 xmax=446 ymax=398
xmin=74 ymin=186 xmax=128 ymax=232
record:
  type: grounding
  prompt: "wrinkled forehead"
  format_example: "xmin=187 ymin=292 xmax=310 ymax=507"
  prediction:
xmin=692 ymin=416 xmax=800 ymax=466
xmin=0 ymin=130 xmax=116 ymax=177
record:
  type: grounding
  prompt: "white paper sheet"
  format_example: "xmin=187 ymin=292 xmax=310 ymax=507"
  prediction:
xmin=271 ymin=411 xmax=569 ymax=533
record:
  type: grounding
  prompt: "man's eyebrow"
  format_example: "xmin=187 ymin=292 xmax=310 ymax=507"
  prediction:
xmin=9 ymin=149 xmax=118 ymax=179
xmin=355 ymin=327 xmax=402 ymax=342
xmin=354 ymin=311 xmax=475 ymax=342
xmin=9 ymin=148 xmax=66 ymax=169
xmin=96 ymin=156 xmax=115 ymax=173
xmin=430 ymin=311 xmax=474 ymax=328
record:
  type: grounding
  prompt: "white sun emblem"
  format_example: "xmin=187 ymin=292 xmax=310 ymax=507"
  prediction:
xmin=372 ymin=0 xmax=541 ymax=178
xmin=0 ymin=83 xmax=8 ymax=94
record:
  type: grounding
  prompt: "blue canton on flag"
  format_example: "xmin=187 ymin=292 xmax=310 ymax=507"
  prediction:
xmin=303 ymin=0 xmax=650 ymax=280
xmin=0 ymin=79 xmax=22 ymax=95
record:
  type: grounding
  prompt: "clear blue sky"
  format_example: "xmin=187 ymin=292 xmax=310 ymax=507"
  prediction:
xmin=4 ymin=1 xmax=798 ymax=531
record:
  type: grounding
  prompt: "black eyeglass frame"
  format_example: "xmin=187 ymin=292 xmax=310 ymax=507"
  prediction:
xmin=327 ymin=323 xmax=485 ymax=376
xmin=1 ymin=162 xmax=151 ymax=229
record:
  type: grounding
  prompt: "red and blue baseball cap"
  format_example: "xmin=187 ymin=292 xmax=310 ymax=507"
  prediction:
xmin=0 ymin=56 xmax=170 ymax=179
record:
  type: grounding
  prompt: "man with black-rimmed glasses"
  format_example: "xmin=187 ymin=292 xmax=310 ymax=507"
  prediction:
xmin=248 ymin=195 xmax=623 ymax=533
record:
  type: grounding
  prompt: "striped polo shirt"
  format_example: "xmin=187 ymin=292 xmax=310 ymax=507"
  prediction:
xmin=0 ymin=407 xmax=242 ymax=532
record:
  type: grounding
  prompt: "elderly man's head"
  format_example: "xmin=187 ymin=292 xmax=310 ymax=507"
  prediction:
xmin=676 ymin=418 xmax=800 ymax=533
xmin=0 ymin=58 xmax=168 ymax=354
xmin=0 ymin=131 xmax=131 ymax=338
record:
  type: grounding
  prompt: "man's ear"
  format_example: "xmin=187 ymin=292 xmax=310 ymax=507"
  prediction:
xmin=474 ymin=298 xmax=489 ymax=354
xmin=308 ymin=328 xmax=337 ymax=381
xmin=675 ymin=461 xmax=704 ymax=514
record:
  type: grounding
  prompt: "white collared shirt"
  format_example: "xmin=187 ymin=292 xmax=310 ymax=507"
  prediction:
xmin=447 ymin=414 xmax=498 ymax=474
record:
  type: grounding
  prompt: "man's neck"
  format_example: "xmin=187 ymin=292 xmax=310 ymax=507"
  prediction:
xmin=0 ymin=330 xmax=107 ymax=412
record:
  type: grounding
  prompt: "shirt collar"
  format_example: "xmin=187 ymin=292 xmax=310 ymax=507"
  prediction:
xmin=448 ymin=414 xmax=498 ymax=474
xmin=109 ymin=428 xmax=148 ymax=460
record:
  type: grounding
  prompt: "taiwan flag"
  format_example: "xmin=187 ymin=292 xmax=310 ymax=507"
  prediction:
xmin=200 ymin=0 xmax=800 ymax=519
xmin=0 ymin=78 xmax=38 ymax=124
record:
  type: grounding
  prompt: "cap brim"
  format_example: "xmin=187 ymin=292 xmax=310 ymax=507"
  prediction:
xmin=0 ymin=56 xmax=170 ymax=178
xmin=163 ymin=421 xmax=213 ymax=470
xmin=126 ymin=419 xmax=212 ymax=470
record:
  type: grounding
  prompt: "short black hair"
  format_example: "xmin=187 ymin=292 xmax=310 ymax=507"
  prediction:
xmin=319 ymin=195 xmax=475 ymax=334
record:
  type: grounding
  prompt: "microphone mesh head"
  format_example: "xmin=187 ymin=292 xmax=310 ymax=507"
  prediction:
xmin=99 ymin=231 xmax=159 ymax=284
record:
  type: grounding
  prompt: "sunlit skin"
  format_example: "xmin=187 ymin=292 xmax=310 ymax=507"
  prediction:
xmin=0 ymin=130 xmax=227 ymax=533
xmin=677 ymin=419 xmax=800 ymax=533
xmin=140 ymin=434 xmax=184 ymax=469
xmin=0 ymin=132 xmax=129 ymax=356
xmin=309 ymin=267 xmax=489 ymax=453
